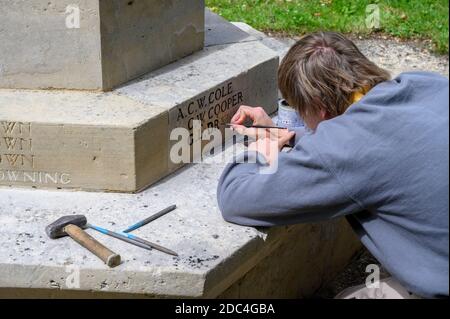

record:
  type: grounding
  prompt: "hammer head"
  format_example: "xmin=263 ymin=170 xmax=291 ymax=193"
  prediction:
xmin=46 ymin=215 xmax=87 ymax=239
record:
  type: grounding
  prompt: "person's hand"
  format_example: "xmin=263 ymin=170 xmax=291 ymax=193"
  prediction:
xmin=231 ymin=105 xmax=274 ymax=126
xmin=248 ymin=129 xmax=295 ymax=164
xmin=229 ymin=105 xmax=274 ymax=138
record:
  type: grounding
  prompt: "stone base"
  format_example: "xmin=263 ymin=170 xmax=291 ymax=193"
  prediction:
xmin=0 ymin=11 xmax=279 ymax=193
xmin=0 ymin=138 xmax=361 ymax=298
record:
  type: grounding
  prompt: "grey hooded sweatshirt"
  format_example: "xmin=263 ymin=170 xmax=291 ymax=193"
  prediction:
xmin=217 ymin=72 xmax=449 ymax=298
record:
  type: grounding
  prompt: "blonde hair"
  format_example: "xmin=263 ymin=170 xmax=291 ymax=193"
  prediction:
xmin=278 ymin=31 xmax=391 ymax=118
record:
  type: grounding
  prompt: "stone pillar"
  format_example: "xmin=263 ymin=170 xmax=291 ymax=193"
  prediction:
xmin=0 ymin=0 xmax=205 ymax=91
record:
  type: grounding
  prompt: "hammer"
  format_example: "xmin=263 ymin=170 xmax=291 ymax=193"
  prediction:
xmin=46 ymin=215 xmax=121 ymax=268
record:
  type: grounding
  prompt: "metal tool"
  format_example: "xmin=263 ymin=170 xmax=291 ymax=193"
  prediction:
xmin=126 ymin=232 xmax=179 ymax=257
xmin=46 ymin=215 xmax=121 ymax=268
xmin=123 ymin=205 xmax=177 ymax=233
xmin=88 ymin=224 xmax=178 ymax=257
xmin=225 ymin=123 xmax=287 ymax=130
xmin=87 ymin=224 xmax=153 ymax=251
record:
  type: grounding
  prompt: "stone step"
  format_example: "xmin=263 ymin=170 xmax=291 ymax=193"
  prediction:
xmin=0 ymin=11 xmax=279 ymax=193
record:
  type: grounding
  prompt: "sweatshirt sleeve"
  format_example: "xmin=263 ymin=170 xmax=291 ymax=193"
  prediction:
xmin=217 ymin=140 xmax=363 ymax=227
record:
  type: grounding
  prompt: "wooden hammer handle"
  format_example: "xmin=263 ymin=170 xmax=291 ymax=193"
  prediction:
xmin=64 ymin=224 xmax=121 ymax=268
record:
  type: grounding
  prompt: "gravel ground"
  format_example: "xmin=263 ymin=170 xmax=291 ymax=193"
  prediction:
xmin=269 ymin=34 xmax=449 ymax=77
xmin=353 ymin=35 xmax=449 ymax=78
xmin=271 ymin=35 xmax=449 ymax=299
xmin=312 ymin=248 xmax=390 ymax=299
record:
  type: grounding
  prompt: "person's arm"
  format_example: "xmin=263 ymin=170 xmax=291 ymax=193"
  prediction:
xmin=217 ymin=141 xmax=363 ymax=227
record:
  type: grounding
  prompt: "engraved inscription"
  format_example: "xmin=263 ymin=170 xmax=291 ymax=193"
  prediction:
xmin=173 ymin=81 xmax=244 ymax=145
xmin=1 ymin=121 xmax=31 ymax=135
xmin=0 ymin=170 xmax=72 ymax=185
xmin=0 ymin=121 xmax=34 ymax=169
xmin=2 ymin=137 xmax=33 ymax=151
xmin=0 ymin=121 xmax=72 ymax=185
xmin=0 ymin=153 xmax=35 ymax=167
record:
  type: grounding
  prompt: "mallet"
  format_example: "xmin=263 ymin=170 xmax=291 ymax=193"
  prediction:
xmin=46 ymin=215 xmax=121 ymax=268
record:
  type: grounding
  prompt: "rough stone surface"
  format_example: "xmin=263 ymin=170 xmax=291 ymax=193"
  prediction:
xmin=0 ymin=138 xmax=360 ymax=298
xmin=0 ymin=0 xmax=205 ymax=91
xmin=0 ymin=13 xmax=279 ymax=192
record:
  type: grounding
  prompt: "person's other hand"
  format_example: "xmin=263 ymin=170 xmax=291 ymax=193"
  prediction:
xmin=231 ymin=105 xmax=274 ymax=126
xmin=229 ymin=105 xmax=274 ymax=138
xmin=248 ymin=129 xmax=295 ymax=164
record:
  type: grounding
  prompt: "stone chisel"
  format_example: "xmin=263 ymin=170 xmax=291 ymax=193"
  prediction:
xmin=88 ymin=224 xmax=178 ymax=257
xmin=225 ymin=123 xmax=287 ymax=129
xmin=123 ymin=204 xmax=177 ymax=233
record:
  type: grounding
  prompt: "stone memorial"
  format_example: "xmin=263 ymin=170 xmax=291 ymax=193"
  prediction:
xmin=0 ymin=2 xmax=361 ymax=298
xmin=0 ymin=1 xmax=278 ymax=192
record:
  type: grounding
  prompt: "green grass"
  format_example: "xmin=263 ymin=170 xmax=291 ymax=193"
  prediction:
xmin=207 ymin=0 xmax=449 ymax=54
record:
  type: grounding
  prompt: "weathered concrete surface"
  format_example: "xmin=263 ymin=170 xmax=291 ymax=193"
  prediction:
xmin=0 ymin=138 xmax=361 ymax=298
xmin=0 ymin=0 xmax=205 ymax=91
xmin=0 ymin=13 xmax=279 ymax=192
